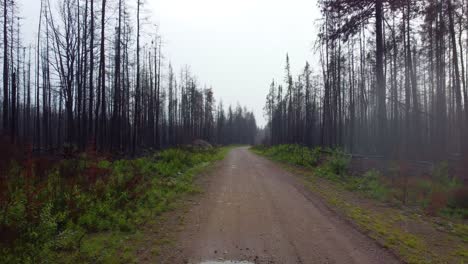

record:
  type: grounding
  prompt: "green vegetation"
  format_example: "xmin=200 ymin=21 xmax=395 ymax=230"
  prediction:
xmin=252 ymin=144 xmax=321 ymax=168
xmin=253 ymin=145 xmax=390 ymax=200
xmin=252 ymin=144 xmax=468 ymax=264
xmin=0 ymin=147 xmax=227 ymax=263
xmin=306 ymin=180 xmax=437 ymax=264
xmin=252 ymin=144 xmax=467 ymax=218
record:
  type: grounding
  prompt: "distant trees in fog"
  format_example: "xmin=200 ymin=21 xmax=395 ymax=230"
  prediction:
xmin=264 ymin=0 xmax=468 ymax=160
xmin=0 ymin=0 xmax=257 ymax=154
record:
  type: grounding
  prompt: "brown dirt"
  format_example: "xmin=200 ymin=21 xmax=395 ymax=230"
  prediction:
xmin=156 ymin=147 xmax=400 ymax=264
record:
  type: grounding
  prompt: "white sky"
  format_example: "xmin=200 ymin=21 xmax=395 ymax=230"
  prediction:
xmin=20 ymin=0 xmax=322 ymax=127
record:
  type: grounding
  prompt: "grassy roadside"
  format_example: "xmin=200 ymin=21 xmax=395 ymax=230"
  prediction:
xmin=0 ymin=146 xmax=231 ymax=263
xmin=251 ymin=145 xmax=468 ymax=264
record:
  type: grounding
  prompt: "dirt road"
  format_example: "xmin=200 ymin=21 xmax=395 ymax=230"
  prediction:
xmin=163 ymin=147 xmax=400 ymax=264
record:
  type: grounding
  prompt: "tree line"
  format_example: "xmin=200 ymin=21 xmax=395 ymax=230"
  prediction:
xmin=0 ymin=0 xmax=257 ymax=155
xmin=264 ymin=0 xmax=468 ymax=161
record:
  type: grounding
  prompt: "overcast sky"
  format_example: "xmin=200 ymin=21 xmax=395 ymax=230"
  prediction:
xmin=20 ymin=0 xmax=321 ymax=127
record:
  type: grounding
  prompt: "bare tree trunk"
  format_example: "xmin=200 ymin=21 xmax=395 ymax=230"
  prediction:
xmin=98 ymin=0 xmax=106 ymax=150
xmin=448 ymin=0 xmax=464 ymax=153
xmin=133 ymin=0 xmax=141 ymax=155
xmin=375 ymin=0 xmax=386 ymax=155
xmin=22 ymin=48 xmax=26 ymax=139
xmin=43 ymin=11 xmax=50 ymax=149
xmin=76 ymin=0 xmax=82 ymax=148
xmin=26 ymin=46 xmax=31 ymax=141
xmin=88 ymin=0 xmax=94 ymax=144
xmin=81 ymin=0 xmax=89 ymax=147
xmin=35 ymin=1 xmax=43 ymax=150
xmin=155 ymin=39 xmax=161 ymax=149
xmin=112 ymin=0 xmax=122 ymax=151
xmin=3 ymin=0 xmax=9 ymax=132
xmin=11 ymin=72 xmax=16 ymax=142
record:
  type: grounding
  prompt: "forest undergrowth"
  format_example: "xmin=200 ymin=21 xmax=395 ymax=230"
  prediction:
xmin=251 ymin=144 xmax=468 ymax=263
xmin=0 ymin=138 xmax=228 ymax=263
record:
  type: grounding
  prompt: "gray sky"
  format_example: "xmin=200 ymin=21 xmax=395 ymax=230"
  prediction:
xmin=20 ymin=0 xmax=321 ymax=127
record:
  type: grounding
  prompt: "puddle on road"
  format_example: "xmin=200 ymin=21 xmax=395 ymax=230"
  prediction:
xmin=199 ymin=261 xmax=254 ymax=264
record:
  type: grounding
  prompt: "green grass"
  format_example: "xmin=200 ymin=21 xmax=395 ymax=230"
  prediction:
xmin=301 ymin=177 xmax=431 ymax=263
xmin=252 ymin=144 xmax=466 ymax=217
xmin=252 ymin=144 xmax=390 ymax=200
xmin=251 ymin=144 xmax=321 ymax=168
xmin=0 ymin=146 xmax=229 ymax=263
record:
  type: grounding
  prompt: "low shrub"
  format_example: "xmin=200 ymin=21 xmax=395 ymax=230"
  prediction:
xmin=426 ymin=191 xmax=450 ymax=216
xmin=353 ymin=170 xmax=390 ymax=201
xmin=452 ymin=186 xmax=468 ymax=209
xmin=324 ymin=149 xmax=351 ymax=177
xmin=253 ymin=145 xmax=467 ymax=219
xmin=0 ymin=147 xmax=223 ymax=263
xmin=443 ymin=186 xmax=468 ymax=219
xmin=252 ymin=144 xmax=321 ymax=167
xmin=313 ymin=149 xmax=350 ymax=181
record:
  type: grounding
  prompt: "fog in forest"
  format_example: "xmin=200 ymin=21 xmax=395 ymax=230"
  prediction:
xmin=1 ymin=0 xmax=467 ymax=263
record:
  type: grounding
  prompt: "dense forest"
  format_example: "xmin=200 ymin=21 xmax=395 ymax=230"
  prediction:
xmin=0 ymin=1 xmax=467 ymax=263
xmin=0 ymin=0 xmax=257 ymax=155
xmin=264 ymin=0 xmax=468 ymax=161
xmin=0 ymin=1 xmax=257 ymax=260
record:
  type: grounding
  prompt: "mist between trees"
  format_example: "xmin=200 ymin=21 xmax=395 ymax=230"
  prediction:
xmin=0 ymin=0 xmax=258 ymax=154
xmin=264 ymin=0 xmax=468 ymax=161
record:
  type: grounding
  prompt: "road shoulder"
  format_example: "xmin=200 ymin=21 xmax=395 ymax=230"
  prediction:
xmin=252 ymin=148 xmax=468 ymax=264
xmin=135 ymin=149 xmax=232 ymax=263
